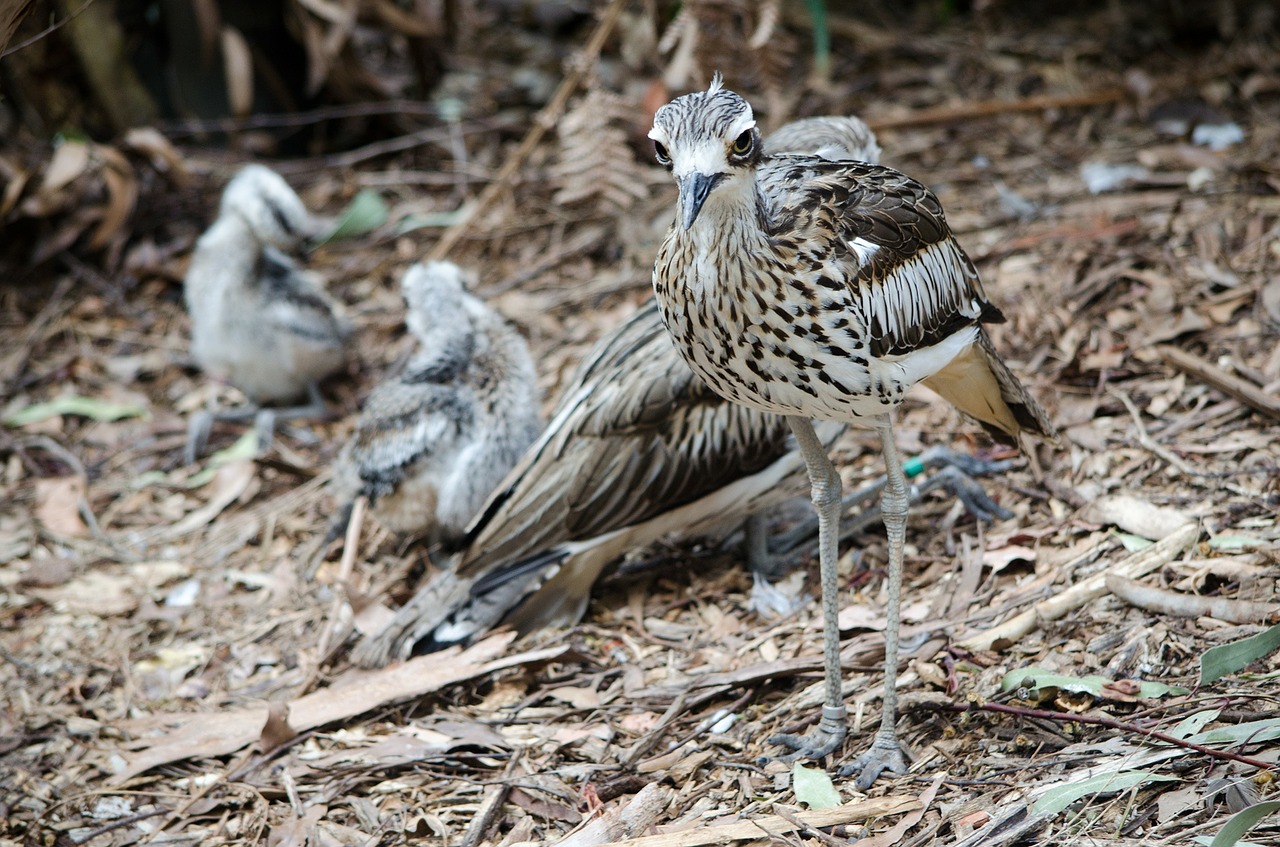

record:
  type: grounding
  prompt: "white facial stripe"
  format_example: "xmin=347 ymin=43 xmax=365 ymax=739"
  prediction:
xmin=675 ymin=140 xmax=733 ymax=179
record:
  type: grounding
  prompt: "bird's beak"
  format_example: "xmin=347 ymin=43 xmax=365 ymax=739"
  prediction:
xmin=679 ymin=172 xmax=722 ymax=230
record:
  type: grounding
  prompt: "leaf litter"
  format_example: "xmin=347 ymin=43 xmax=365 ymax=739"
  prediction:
xmin=1 ymin=3 xmax=1279 ymax=847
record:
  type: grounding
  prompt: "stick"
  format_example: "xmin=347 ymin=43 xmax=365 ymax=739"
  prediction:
xmin=426 ymin=0 xmax=628 ymax=262
xmin=1105 ymin=574 xmax=1280 ymax=624
xmin=1157 ymin=345 xmax=1280 ymax=422
xmin=595 ymin=797 xmax=921 ymax=847
xmin=955 ymin=523 xmax=1199 ymax=652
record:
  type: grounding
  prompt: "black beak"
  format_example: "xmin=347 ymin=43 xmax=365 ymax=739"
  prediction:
xmin=679 ymin=172 xmax=722 ymax=230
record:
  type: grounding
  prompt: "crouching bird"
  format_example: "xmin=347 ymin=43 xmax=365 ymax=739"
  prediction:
xmin=647 ymin=74 xmax=1058 ymax=788
xmin=332 ymin=260 xmax=541 ymax=547
xmin=183 ymin=164 xmax=351 ymax=462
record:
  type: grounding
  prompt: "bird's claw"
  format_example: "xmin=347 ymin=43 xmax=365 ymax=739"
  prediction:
xmin=766 ymin=704 xmax=847 ymax=763
xmin=837 ymin=728 xmax=910 ymax=790
xmin=926 ymin=465 xmax=1014 ymax=522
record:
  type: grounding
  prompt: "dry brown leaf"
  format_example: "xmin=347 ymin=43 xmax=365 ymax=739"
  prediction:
xmin=33 ymin=475 xmax=89 ymax=537
xmin=1083 ymin=494 xmax=1193 ymax=540
xmin=29 ymin=570 xmax=137 ymax=617
xmin=259 ymin=701 xmax=296 ymax=752
xmin=164 ymin=460 xmax=257 ymax=538
xmin=35 ymin=140 xmax=90 ymax=200
xmin=87 ymin=146 xmax=138 ymax=250
xmin=124 ymin=128 xmax=190 ymax=188
xmin=109 ymin=634 xmax=564 ymax=783
xmin=220 ymin=25 xmax=254 ymax=118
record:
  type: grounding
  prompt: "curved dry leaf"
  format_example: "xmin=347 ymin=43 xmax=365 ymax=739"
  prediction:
xmin=88 ymin=146 xmax=138 ymax=250
xmin=220 ymin=25 xmax=254 ymax=118
xmin=34 ymin=475 xmax=90 ymax=537
xmin=0 ymin=154 xmax=29 ymax=216
xmin=124 ymin=128 xmax=190 ymax=188
xmin=369 ymin=0 xmax=435 ymax=37
xmin=38 ymin=140 xmax=91 ymax=197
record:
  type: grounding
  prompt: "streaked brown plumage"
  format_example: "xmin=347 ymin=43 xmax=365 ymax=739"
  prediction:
xmin=350 ymin=114 xmax=886 ymax=669
xmin=648 ymin=76 xmax=1056 ymax=787
xmin=332 ymin=261 xmax=540 ymax=545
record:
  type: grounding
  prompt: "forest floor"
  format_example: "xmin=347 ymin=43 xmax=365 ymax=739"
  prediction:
xmin=1 ymin=2 xmax=1279 ymax=846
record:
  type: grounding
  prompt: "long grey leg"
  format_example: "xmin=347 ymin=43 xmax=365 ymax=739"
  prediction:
xmin=768 ymin=416 xmax=847 ymax=760
xmin=843 ymin=414 xmax=911 ymax=788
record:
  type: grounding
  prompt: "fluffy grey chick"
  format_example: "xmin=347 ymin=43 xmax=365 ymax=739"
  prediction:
xmin=184 ymin=164 xmax=351 ymax=459
xmin=333 ymin=261 xmax=541 ymax=546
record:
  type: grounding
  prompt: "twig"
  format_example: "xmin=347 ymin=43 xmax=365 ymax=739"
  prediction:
xmin=593 ymin=797 xmax=921 ymax=847
xmin=1157 ymin=344 xmax=1280 ymax=422
xmin=1110 ymin=387 xmax=1198 ymax=476
xmin=946 ymin=701 xmax=1277 ymax=773
xmin=1105 ymin=574 xmax=1280 ymax=625
xmin=955 ymin=522 xmax=1199 ymax=652
xmin=461 ymin=755 xmax=520 ymax=847
xmin=426 ymin=0 xmax=628 ymax=262
xmin=863 ymin=88 xmax=1130 ymax=132
xmin=1 ymin=0 xmax=89 ymax=58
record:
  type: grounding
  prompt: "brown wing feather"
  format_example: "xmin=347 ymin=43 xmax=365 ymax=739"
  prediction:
xmin=456 ymin=301 xmax=793 ymax=578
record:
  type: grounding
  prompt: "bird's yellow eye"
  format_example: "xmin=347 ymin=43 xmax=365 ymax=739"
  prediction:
xmin=654 ymin=141 xmax=671 ymax=165
xmin=731 ymin=130 xmax=753 ymax=155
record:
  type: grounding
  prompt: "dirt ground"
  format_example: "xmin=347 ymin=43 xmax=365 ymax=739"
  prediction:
xmin=1 ymin=2 xmax=1279 ymax=845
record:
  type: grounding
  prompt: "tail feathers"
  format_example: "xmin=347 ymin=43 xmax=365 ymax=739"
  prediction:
xmin=349 ymin=568 xmax=475 ymax=667
xmin=923 ymin=331 xmax=1060 ymax=448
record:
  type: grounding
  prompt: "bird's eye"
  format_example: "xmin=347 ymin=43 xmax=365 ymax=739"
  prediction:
xmin=731 ymin=130 xmax=754 ymax=156
xmin=653 ymin=141 xmax=671 ymax=165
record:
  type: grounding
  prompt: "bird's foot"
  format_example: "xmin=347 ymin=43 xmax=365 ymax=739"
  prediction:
xmin=925 ymin=465 xmax=1013 ymax=522
xmin=184 ymin=409 xmax=215 ymax=465
xmin=767 ymin=704 xmax=847 ymax=762
xmin=837 ymin=727 xmax=909 ymax=790
xmin=253 ymin=408 xmax=278 ymax=455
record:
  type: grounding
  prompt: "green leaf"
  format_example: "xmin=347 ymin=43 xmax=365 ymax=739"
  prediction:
xmin=1001 ymin=667 xmax=1188 ymax=700
xmin=792 ymin=763 xmax=841 ymax=810
xmin=1206 ymin=535 xmax=1267 ymax=552
xmin=185 ymin=430 xmax=259 ymax=487
xmin=1032 ymin=771 xmax=1178 ymax=817
xmin=1167 ymin=708 xmax=1222 ymax=740
xmin=4 ymin=394 xmax=149 ymax=426
xmin=1185 ymin=717 xmax=1280 ymax=747
xmin=395 ymin=208 xmax=470 ymax=234
xmin=321 ymin=189 xmax=388 ymax=241
xmin=1201 ymin=624 xmax=1280 ymax=686
xmin=1209 ymin=800 xmax=1280 ymax=847
xmin=1116 ymin=531 xmax=1155 ymax=552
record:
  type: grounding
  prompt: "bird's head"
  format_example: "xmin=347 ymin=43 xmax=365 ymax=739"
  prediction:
xmin=400 ymin=260 xmax=473 ymax=339
xmin=649 ymin=73 xmax=761 ymax=230
xmin=219 ymin=164 xmax=315 ymax=250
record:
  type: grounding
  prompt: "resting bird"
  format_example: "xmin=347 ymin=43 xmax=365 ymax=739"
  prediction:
xmin=183 ymin=164 xmax=351 ymax=461
xmin=332 ymin=261 xmax=541 ymax=546
xmin=350 ymin=112 xmax=1010 ymax=669
xmin=648 ymin=75 xmax=1057 ymax=787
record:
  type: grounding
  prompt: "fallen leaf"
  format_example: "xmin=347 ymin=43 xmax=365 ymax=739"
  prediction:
xmin=259 ymin=702 xmax=296 ymax=752
xmin=33 ymin=476 xmax=89 ymax=537
xmin=1084 ymin=494 xmax=1193 ymax=540
xmin=29 ymin=570 xmax=137 ymax=617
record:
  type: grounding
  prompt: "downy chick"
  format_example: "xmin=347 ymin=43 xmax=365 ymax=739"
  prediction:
xmin=333 ymin=261 xmax=541 ymax=547
xmin=184 ymin=164 xmax=351 ymax=459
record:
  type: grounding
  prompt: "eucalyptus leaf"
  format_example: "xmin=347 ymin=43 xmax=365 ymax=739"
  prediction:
xmin=321 ymin=189 xmax=388 ymax=241
xmin=1201 ymin=624 xmax=1280 ymax=686
xmin=1185 ymin=717 xmax=1280 ymax=747
xmin=1032 ymin=771 xmax=1177 ymax=817
xmin=1001 ymin=667 xmax=1188 ymax=699
xmin=4 ymin=394 xmax=149 ymax=426
xmin=792 ymin=763 xmax=841 ymax=810
xmin=1209 ymin=800 xmax=1280 ymax=847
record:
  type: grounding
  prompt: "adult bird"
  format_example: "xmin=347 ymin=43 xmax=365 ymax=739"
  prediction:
xmin=350 ymin=112 xmax=1010 ymax=669
xmin=648 ymin=75 xmax=1057 ymax=788
xmin=332 ymin=260 xmax=541 ymax=547
xmin=184 ymin=164 xmax=351 ymax=462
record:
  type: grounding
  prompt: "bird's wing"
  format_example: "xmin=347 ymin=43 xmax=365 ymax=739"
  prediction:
xmin=258 ymin=247 xmax=350 ymax=346
xmin=456 ymin=301 xmax=793 ymax=578
xmin=763 ymin=158 xmax=1004 ymax=360
xmin=343 ymin=378 xmax=470 ymax=497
